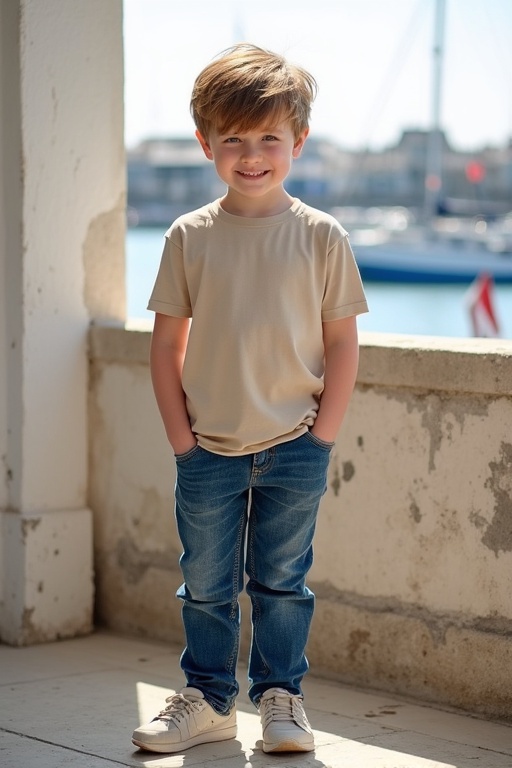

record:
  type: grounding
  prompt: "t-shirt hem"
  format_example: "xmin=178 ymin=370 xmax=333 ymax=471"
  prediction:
xmin=147 ymin=300 xmax=191 ymax=317
xmin=322 ymin=299 xmax=369 ymax=322
xmin=196 ymin=425 xmax=309 ymax=456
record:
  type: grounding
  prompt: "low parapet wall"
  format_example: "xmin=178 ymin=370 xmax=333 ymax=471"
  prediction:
xmin=88 ymin=326 xmax=512 ymax=720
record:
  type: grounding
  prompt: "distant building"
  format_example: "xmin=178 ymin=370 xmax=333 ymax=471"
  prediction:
xmin=127 ymin=131 xmax=512 ymax=226
xmin=127 ymin=137 xmax=221 ymax=225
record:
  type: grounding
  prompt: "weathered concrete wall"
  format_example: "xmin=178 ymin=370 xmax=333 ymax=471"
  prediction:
xmin=88 ymin=326 xmax=512 ymax=719
xmin=88 ymin=329 xmax=182 ymax=643
xmin=0 ymin=0 xmax=125 ymax=645
xmin=309 ymin=333 xmax=512 ymax=720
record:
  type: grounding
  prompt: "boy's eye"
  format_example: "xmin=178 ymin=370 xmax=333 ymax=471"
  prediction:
xmin=222 ymin=134 xmax=279 ymax=143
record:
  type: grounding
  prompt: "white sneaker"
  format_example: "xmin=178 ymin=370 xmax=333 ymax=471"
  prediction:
xmin=132 ymin=687 xmax=237 ymax=753
xmin=259 ymin=687 xmax=314 ymax=753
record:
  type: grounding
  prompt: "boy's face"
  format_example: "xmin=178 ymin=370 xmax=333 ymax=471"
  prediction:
xmin=196 ymin=118 xmax=308 ymax=205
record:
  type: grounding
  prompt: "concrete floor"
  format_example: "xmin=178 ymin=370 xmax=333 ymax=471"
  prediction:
xmin=1 ymin=631 xmax=511 ymax=768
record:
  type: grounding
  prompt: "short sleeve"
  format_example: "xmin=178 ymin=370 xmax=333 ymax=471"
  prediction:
xmin=321 ymin=234 xmax=369 ymax=321
xmin=147 ymin=231 xmax=192 ymax=317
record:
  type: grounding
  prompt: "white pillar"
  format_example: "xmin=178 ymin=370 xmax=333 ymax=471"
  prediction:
xmin=0 ymin=0 xmax=126 ymax=644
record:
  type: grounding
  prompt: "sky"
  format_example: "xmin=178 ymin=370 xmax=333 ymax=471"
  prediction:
xmin=123 ymin=0 xmax=512 ymax=152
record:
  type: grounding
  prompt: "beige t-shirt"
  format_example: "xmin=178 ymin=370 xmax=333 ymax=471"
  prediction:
xmin=148 ymin=198 xmax=368 ymax=455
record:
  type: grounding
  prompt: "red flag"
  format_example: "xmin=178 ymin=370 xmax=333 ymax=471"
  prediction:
xmin=465 ymin=273 xmax=500 ymax=338
xmin=465 ymin=161 xmax=486 ymax=185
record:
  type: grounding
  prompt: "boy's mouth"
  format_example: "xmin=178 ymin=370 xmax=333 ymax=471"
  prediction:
xmin=237 ymin=170 xmax=268 ymax=178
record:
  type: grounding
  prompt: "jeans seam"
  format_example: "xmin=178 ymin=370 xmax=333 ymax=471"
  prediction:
xmin=225 ymin=507 xmax=246 ymax=676
xmin=247 ymin=511 xmax=270 ymax=679
xmin=230 ymin=512 xmax=245 ymax=621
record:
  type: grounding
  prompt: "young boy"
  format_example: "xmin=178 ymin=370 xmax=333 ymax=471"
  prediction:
xmin=132 ymin=43 xmax=368 ymax=755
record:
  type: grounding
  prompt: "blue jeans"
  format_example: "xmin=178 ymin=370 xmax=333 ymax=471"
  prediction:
xmin=173 ymin=430 xmax=332 ymax=713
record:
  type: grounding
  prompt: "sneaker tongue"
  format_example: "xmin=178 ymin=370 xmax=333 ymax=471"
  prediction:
xmin=261 ymin=687 xmax=290 ymax=700
xmin=180 ymin=687 xmax=205 ymax=700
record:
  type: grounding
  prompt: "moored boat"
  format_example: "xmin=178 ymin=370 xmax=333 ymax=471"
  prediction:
xmin=353 ymin=236 xmax=512 ymax=284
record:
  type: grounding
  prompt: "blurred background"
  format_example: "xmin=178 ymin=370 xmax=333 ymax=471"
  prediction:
xmin=123 ymin=0 xmax=512 ymax=338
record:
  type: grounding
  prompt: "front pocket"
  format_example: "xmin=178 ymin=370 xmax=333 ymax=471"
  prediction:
xmin=303 ymin=431 xmax=335 ymax=451
xmin=175 ymin=444 xmax=202 ymax=463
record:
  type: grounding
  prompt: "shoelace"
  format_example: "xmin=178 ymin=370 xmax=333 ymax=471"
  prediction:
xmin=154 ymin=693 xmax=203 ymax=723
xmin=261 ymin=693 xmax=305 ymax=728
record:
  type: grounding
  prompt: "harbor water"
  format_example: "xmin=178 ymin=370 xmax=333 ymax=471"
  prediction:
xmin=127 ymin=227 xmax=512 ymax=339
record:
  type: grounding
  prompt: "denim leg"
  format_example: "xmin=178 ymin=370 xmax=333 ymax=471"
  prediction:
xmin=245 ymin=432 xmax=332 ymax=705
xmin=174 ymin=446 xmax=251 ymax=714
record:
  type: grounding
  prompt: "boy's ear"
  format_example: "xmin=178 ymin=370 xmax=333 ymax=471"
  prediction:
xmin=292 ymin=129 xmax=309 ymax=159
xmin=196 ymin=130 xmax=214 ymax=160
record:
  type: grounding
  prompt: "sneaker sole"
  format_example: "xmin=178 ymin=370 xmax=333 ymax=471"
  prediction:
xmin=132 ymin=725 xmax=237 ymax=754
xmin=263 ymin=738 xmax=315 ymax=753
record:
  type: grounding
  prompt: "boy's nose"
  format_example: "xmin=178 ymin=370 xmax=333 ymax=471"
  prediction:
xmin=241 ymin=144 xmax=262 ymax=161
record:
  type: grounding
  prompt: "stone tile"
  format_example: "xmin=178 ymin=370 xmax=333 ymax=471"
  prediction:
xmin=303 ymin=677 xmax=512 ymax=754
xmin=1 ymin=632 xmax=511 ymax=768
xmin=360 ymin=730 xmax=512 ymax=768
xmin=0 ymin=730 xmax=126 ymax=768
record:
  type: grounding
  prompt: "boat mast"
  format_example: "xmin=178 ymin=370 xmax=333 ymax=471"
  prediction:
xmin=424 ymin=0 xmax=446 ymax=226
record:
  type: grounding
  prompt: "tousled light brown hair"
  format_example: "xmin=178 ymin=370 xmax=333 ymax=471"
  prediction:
xmin=190 ymin=43 xmax=317 ymax=141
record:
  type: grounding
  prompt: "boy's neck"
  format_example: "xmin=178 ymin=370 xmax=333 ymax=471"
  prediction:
xmin=220 ymin=187 xmax=294 ymax=218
